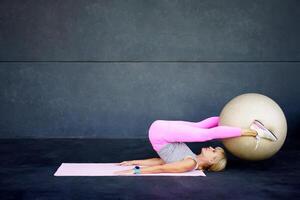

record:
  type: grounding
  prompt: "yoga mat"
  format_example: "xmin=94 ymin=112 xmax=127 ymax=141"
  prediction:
xmin=54 ymin=163 xmax=206 ymax=176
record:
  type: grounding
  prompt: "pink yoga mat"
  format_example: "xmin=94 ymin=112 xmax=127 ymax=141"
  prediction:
xmin=54 ymin=163 xmax=206 ymax=176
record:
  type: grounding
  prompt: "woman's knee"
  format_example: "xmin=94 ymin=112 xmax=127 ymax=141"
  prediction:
xmin=204 ymin=116 xmax=220 ymax=127
xmin=206 ymin=116 xmax=220 ymax=122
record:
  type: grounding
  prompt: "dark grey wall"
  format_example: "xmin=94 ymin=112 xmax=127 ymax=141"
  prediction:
xmin=0 ymin=1 xmax=299 ymax=144
xmin=1 ymin=0 xmax=299 ymax=61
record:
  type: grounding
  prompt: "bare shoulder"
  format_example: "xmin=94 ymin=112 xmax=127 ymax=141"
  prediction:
xmin=161 ymin=158 xmax=197 ymax=172
xmin=168 ymin=157 xmax=197 ymax=169
xmin=183 ymin=156 xmax=198 ymax=169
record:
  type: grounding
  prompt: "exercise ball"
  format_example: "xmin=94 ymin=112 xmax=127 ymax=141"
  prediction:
xmin=219 ymin=93 xmax=287 ymax=161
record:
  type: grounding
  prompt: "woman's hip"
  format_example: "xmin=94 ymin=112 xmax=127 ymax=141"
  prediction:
xmin=148 ymin=120 xmax=170 ymax=152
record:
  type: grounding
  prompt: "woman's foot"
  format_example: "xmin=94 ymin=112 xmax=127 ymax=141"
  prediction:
xmin=249 ymin=120 xmax=278 ymax=142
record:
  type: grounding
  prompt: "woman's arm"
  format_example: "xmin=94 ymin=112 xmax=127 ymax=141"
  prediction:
xmin=119 ymin=158 xmax=165 ymax=166
xmin=139 ymin=158 xmax=196 ymax=174
xmin=114 ymin=158 xmax=196 ymax=175
xmin=136 ymin=158 xmax=165 ymax=166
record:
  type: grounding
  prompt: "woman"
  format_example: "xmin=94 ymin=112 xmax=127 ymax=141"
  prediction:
xmin=114 ymin=116 xmax=277 ymax=175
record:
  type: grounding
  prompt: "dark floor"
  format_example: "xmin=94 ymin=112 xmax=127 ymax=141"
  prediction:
xmin=0 ymin=139 xmax=299 ymax=200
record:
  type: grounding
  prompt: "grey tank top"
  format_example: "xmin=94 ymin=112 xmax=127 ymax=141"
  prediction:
xmin=157 ymin=142 xmax=199 ymax=170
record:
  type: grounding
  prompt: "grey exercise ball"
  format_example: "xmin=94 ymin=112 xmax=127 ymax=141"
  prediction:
xmin=219 ymin=93 xmax=287 ymax=161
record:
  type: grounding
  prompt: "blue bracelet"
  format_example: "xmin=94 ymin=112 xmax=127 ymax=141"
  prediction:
xmin=133 ymin=166 xmax=141 ymax=174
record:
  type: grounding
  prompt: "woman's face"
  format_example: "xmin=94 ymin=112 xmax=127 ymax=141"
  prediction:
xmin=201 ymin=146 xmax=221 ymax=162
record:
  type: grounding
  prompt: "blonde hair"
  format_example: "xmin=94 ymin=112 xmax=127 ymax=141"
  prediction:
xmin=207 ymin=146 xmax=227 ymax=172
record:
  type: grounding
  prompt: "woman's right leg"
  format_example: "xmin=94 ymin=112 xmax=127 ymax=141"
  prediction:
xmin=148 ymin=117 xmax=242 ymax=152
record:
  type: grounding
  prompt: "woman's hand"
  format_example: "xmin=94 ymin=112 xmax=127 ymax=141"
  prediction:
xmin=115 ymin=160 xmax=139 ymax=175
xmin=113 ymin=169 xmax=135 ymax=175
xmin=116 ymin=160 xmax=137 ymax=166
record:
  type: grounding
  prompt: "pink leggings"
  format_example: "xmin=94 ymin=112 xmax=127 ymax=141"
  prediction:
xmin=148 ymin=116 xmax=242 ymax=152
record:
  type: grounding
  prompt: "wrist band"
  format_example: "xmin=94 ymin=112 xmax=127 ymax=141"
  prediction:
xmin=133 ymin=166 xmax=141 ymax=174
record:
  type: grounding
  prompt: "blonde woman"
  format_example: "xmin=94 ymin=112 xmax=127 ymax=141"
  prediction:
xmin=114 ymin=116 xmax=277 ymax=175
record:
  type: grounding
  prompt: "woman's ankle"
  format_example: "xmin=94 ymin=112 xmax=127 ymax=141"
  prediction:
xmin=242 ymin=128 xmax=257 ymax=136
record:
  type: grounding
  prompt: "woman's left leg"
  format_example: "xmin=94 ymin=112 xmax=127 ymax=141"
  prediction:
xmin=171 ymin=116 xmax=220 ymax=129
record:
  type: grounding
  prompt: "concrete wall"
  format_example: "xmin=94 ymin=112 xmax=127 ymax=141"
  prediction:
xmin=0 ymin=1 xmax=299 ymax=144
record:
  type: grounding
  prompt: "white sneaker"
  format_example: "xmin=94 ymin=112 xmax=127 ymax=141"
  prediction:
xmin=249 ymin=120 xmax=278 ymax=142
